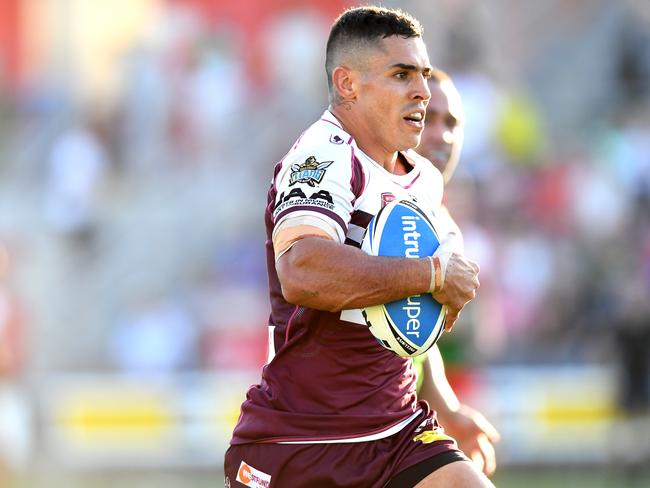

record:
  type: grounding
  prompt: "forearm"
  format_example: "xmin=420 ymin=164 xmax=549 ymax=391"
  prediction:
xmin=420 ymin=347 xmax=501 ymax=476
xmin=418 ymin=346 xmax=460 ymax=420
xmin=438 ymin=205 xmax=464 ymax=252
xmin=277 ymin=236 xmax=431 ymax=312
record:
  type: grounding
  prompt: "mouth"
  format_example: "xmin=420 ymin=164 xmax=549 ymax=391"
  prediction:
xmin=403 ymin=110 xmax=425 ymax=130
xmin=428 ymin=148 xmax=452 ymax=165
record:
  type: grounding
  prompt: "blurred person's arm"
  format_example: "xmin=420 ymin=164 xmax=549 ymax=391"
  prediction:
xmin=420 ymin=206 xmax=500 ymax=475
xmin=418 ymin=346 xmax=500 ymax=476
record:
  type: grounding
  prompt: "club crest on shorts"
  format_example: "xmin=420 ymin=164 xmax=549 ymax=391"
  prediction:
xmin=236 ymin=460 xmax=271 ymax=488
xmin=413 ymin=429 xmax=455 ymax=445
xmin=289 ymin=156 xmax=333 ymax=186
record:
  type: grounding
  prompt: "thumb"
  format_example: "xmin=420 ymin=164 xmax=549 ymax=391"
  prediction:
xmin=444 ymin=307 xmax=458 ymax=332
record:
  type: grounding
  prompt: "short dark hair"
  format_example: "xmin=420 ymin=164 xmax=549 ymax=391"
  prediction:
xmin=325 ymin=6 xmax=423 ymax=92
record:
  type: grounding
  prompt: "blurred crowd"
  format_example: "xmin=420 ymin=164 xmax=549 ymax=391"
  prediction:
xmin=0 ymin=0 xmax=649 ymax=447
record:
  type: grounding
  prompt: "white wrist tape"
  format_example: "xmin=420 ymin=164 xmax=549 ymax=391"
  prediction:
xmin=428 ymin=254 xmax=450 ymax=293
xmin=428 ymin=238 xmax=455 ymax=293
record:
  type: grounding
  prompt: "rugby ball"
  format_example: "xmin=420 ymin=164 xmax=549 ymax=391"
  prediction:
xmin=361 ymin=200 xmax=446 ymax=357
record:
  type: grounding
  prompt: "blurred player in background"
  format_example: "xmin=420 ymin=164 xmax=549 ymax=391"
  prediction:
xmin=225 ymin=6 xmax=491 ymax=487
xmin=0 ymin=243 xmax=28 ymax=478
xmin=417 ymin=69 xmax=464 ymax=184
xmin=414 ymin=69 xmax=500 ymax=476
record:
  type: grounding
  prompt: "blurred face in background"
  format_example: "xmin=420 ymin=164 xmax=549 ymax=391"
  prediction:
xmin=418 ymin=78 xmax=464 ymax=183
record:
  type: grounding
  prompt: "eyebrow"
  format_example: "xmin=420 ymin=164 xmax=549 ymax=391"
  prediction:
xmin=390 ymin=63 xmax=434 ymax=76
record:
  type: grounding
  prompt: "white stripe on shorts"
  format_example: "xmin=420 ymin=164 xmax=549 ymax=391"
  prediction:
xmin=276 ymin=409 xmax=422 ymax=444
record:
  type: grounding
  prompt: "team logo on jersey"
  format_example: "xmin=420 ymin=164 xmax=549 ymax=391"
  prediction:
xmin=289 ymin=156 xmax=334 ymax=187
xmin=236 ymin=461 xmax=271 ymax=488
xmin=330 ymin=134 xmax=345 ymax=145
xmin=382 ymin=192 xmax=419 ymax=208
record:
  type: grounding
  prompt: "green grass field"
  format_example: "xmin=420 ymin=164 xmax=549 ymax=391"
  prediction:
xmin=494 ymin=467 xmax=650 ymax=488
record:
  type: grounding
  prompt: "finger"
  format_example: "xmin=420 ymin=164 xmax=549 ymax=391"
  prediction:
xmin=469 ymin=448 xmax=486 ymax=475
xmin=477 ymin=433 xmax=497 ymax=476
xmin=445 ymin=309 xmax=459 ymax=331
xmin=475 ymin=415 xmax=501 ymax=443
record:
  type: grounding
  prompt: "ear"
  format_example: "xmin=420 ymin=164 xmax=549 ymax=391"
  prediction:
xmin=331 ymin=66 xmax=357 ymax=101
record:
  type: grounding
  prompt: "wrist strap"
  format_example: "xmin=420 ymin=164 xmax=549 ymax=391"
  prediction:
xmin=428 ymin=256 xmax=443 ymax=293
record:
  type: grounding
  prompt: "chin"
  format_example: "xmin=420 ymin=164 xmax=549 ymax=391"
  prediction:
xmin=434 ymin=162 xmax=447 ymax=174
xmin=400 ymin=134 xmax=422 ymax=151
xmin=409 ymin=137 xmax=422 ymax=150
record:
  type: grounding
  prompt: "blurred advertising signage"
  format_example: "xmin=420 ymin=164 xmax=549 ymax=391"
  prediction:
xmin=42 ymin=372 xmax=257 ymax=468
xmin=41 ymin=366 xmax=623 ymax=468
xmin=472 ymin=365 xmax=619 ymax=464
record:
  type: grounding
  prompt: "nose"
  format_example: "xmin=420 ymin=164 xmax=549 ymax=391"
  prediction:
xmin=412 ymin=73 xmax=431 ymax=102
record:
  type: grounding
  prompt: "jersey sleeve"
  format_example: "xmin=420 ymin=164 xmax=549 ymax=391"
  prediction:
xmin=272 ymin=143 xmax=357 ymax=244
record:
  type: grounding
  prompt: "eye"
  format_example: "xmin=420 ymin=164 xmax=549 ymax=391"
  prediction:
xmin=394 ymin=71 xmax=408 ymax=80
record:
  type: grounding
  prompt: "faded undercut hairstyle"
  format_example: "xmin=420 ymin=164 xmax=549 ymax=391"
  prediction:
xmin=325 ymin=6 xmax=423 ymax=100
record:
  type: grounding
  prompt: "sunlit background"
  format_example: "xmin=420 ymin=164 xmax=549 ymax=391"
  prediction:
xmin=0 ymin=0 xmax=649 ymax=487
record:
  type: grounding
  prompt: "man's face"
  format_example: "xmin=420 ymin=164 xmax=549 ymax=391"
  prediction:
xmin=353 ymin=36 xmax=432 ymax=156
xmin=417 ymin=80 xmax=464 ymax=183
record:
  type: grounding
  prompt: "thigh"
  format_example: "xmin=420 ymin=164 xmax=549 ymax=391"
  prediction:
xmin=384 ymin=451 xmax=469 ymax=488
xmin=382 ymin=410 xmax=467 ymax=486
xmin=415 ymin=460 xmax=495 ymax=488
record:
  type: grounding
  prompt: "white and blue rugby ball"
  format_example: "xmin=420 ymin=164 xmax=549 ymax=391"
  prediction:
xmin=361 ymin=200 xmax=446 ymax=357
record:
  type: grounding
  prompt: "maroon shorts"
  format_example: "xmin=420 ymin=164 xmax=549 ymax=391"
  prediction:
xmin=224 ymin=410 xmax=464 ymax=488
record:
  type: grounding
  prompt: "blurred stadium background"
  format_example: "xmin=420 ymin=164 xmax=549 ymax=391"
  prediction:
xmin=0 ymin=0 xmax=649 ymax=486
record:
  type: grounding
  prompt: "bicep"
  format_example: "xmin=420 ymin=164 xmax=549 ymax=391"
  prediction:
xmin=275 ymin=236 xmax=353 ymax=309
xmin=273 ymin=219 xmax=336 ymax=259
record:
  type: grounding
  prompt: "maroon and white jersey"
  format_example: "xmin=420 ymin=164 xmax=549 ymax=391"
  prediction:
xmin=230 ymin=110 xmax=445 ymax=445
